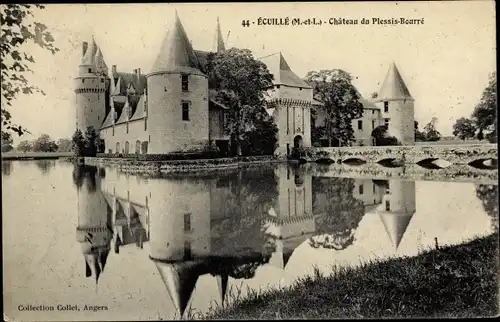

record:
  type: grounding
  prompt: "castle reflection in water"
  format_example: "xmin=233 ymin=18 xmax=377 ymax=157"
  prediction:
xmin=73 ymin=164 xmax=416 ymax=317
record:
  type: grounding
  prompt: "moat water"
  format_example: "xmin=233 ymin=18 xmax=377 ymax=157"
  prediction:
xmin=2 ymin=160 xmax=498 ymax=321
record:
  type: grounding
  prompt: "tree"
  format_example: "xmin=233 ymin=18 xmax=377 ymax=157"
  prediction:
xmin=72 ymin=129 xmax=85 ymax=157
xmin=305 ymin=69 xmax=363 ymax=146
xmin=56 ymin=138 xmax=72 ymax=152
xmin=414 ymin=121 xmax=426 ymax=142
xmin=32 ymin=133 xmax=57 ymax=152
xmin=371 ymin=125 xmax=399 ymax=146
xmin=1 ymin=132 xmax=14 ymax=152
xmin=422 ymin=117 xmax=442 ymax=141
xmin=476 ymin=185 xmax=498 ymax=231
xmin=206 ymin=48 xmax=275 ymax=156
xmin=472 ymin=72 xmax=496 ymax=143
xmin=16 ymin=139 xmax=32 ymax=152
xmin=310 ymin=177 xmax=366 ymax=250
xmin=452 ymin=117 xmax=477 ymax=141
xmin=1 ymin=5 xmax=59 ymax=138
xmin=84 ymin=126 xmax=100 ymax=157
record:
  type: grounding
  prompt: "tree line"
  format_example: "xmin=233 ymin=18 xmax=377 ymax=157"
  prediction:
xmin=1 ymin=133 xmax=71 ymax=153
xmin=452 ymin=72 xmax=497 ymax=143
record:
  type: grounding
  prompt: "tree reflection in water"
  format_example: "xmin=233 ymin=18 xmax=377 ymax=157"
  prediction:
xmin=475 ymin=184 xmax=499 ymax=231
xmin=2 ymin=161 xmax=12 ymax=176
xmin=35 ymin=160 xmax=55 ymax=175
xmin=209 ymin=167 xmax=279 ymax=279
xmin=72 ymin=164 xmax=99 ymax=192
xmin=310 ymin=177 xmax=366 ymax=250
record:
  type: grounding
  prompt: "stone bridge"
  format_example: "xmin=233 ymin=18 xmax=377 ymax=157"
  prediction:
xmin=311 ymin=144 xmax=498 ymax=168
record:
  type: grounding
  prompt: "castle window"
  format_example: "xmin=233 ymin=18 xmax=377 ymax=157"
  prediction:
xmin=372 ymin=110 xmax=374 ymax=115
xmin=88 ymin=68 xmax=91 ymax=73
xmin=384 ymin=101 xmax=389 ymax=112
xmin=100 ymin=78 xmax=104 ymax=83
xmin=359 ymin=184 xmax=364 ymax=195
xmin=299 ymin=87 xmax=303 ymax=91
xmin=276 ymin=85 xmax=280 ymax=89
xmin=81 ymin=79 xmax=84 ymax=84
xmin=181 ymin=74 xmax=189 ymax=91
xmin=372 ymin=120 xmax=375 ymax=129
xmin=144 ymin=117 xmax=147 ymax=131
xmin=384 ymin=118 xmax=389 ymax=127
xmin=164 ymin=86 xmax=167 ymax=92
xmin=385 ymin=200 xmax=390 ymax=211
xmin=358 ymin=120 xmax=363 ymax=130
xmin=126 ymin=122 xmax=129 ymax=134
xmin=184 ymin=213 xmax=191 ymax=232
xmin=184 ymin=240 xmax=192 ymax=260
xmin=182 ymin=101 xmax=190 ymax=121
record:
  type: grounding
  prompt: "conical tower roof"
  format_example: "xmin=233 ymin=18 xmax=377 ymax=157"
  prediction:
xmin=154 ymin=261 xmax=201 ymax=318
xmin=94 ymin=46 xmax=108 ymax=75
xmin=258 ymin=52 xmax=312 ymax=89
xmin=213 ymin=17 xmax=226 ymax=52
xmin=150 ymin=12 xmax=202 ymax=75
xmin=216 ymin=274 xmax=229 ymax=305
xmin=378 ymin=212 xmax=414 ymax=249
xmin=81 ymin=36 xmax=98 ymax=66
xmin=376 ymin=62 xmax=413 ymax=101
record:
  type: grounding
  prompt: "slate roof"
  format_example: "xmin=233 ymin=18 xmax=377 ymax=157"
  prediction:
xmin=81 ymin=37 xmax=98 ymax=66
xmin=129 ymin=95 xmax=147 ymax=121
xmin=112 ymin=72 xmax=147 ymax=96
xmin=101 ymin=111 xmax=114 ymax=128
xmin=214 ymin=17 xmax=226 ymax=52
xmin=258 ymin=52 xmax=312 ymax=89
xmin=150 ymin=12 xmax=202 ymax=75
xmin=154 ymin=261 xmax=203 ymax=318
xmin=378 ymin=211 xmax=414 ymax=249
xmin=376 ymin=62 xmax=413 ymax=101
xmin=209 ymin=91 xmax=229 ymax=110
xmin=115 ymin=100 xmax=130 ymax=125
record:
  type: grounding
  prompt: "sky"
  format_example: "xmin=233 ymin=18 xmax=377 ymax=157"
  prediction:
xmin=6 ymin=1 xmax=496 ymax=144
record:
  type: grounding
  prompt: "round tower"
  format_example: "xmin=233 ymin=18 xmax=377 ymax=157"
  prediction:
xmin=374 ymin=62 xmax=415 ymax=146
xmin=74 ymin=37 xmax=108 ymax=133
xmin=377 ymin=180 xmax=416 ymax=250
xmin=146 ymin=12 xmax=209 ymax=154
xmin=74 ymin=165 xmax=111 ymax=284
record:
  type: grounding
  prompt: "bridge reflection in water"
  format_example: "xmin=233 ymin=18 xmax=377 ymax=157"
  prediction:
xmin=73 ymin=164 xmax=424 ymax=318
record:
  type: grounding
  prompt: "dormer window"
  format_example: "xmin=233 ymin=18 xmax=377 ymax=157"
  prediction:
xmin=299 ymin=87 xmax=303 ymax=91
xmin=181 ymin=74 xmax=189 ymax=91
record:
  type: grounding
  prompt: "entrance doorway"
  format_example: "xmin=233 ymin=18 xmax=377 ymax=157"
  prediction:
xmin=293 ymin=135 xmax=303 ymax=149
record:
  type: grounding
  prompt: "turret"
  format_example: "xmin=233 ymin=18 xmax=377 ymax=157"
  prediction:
xmin=74 ymin=165 xmax=111 ymax=286
xmin=74 ymin=36 xmax=108 ymax=133
xmin=266 ymin=165 xmax=315 ymax=270
xmin=374 ymin=62 xmax=415 ymax=145
xmin=213 ymin=17 xmax=226 ymax=52
xmin=376 ymin=180 xmax=416 ymax=250
xmin=146 ymin=11 xmax=209 ymax=154
xmin=258 ymin=52 xmax=313 ymax=156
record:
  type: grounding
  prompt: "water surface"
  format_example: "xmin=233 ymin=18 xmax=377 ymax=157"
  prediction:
xmin=2 ymin=160 xmax=498 ymax=320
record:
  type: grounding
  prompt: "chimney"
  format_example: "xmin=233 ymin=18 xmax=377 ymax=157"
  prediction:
xmin=82 ymin=41 xmax=88 ymax=57
xmin=111 ymin=65 xmax=117 ymax=75
xmin=135 ymin=68 xmax=141 ymax=83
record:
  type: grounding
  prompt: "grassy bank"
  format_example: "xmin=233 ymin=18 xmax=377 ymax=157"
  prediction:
xmin=200 ymin=233 xmax=499 ymax=319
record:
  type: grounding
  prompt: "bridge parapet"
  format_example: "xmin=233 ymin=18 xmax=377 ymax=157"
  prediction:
xmin=312 ymin=144 xmax=498 ymax=166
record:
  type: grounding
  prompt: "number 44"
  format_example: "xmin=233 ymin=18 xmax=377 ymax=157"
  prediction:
xmin=241 ymin=20 xmax=250 ymax=27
